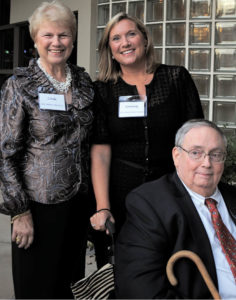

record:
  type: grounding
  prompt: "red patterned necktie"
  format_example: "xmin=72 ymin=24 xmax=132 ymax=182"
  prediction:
xmin=205 ymin=198 xmax=236 ymax=282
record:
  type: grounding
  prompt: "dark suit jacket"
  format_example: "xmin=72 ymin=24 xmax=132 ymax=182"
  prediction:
xmin=115 ymin=172 xmax=236 ymax=299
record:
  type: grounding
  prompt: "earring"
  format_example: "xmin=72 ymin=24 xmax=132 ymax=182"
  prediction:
xmin=112 ymin=55 xmax=114 ymax=59
xmin=72 ymin=45 xmax=74 ymax=49
xmin=34 ymin=43 xmax=37 ymax=49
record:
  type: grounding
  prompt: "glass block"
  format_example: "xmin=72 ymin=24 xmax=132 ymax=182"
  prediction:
xmin=98 ymin=4 xmax=109 ymax=26
xmin=201 ymin=100 xmax=209 ymax=119
xmin=112 ymin=3 xmax=126 ymax=16
xmin=128 ymin=2 xmax=144 ymax=21
xmin=214 ymin=75 xmax=236 ymax=99
xmin=97 ymin=28 xmax=104 ymax=48
xmin=192 ymin=74 xmax=210 ymax=97
xmin=0 ymin=29 xmax=13 ymax=69
xmin=98 ymin=0 xmax=109 ymax=3
xmin=167 ymin=0 xmax=186 ymax=20
xmin=165 ymin=48 xmax=185 ymax=66
xmin=146 ymin=24 xmax=163 ymax=46
xmin=190 ymin=0 xmax=211 ymax=18
xmin=189 ymin=49 xmax=211 ymax=71
xmin=215 ymin=22 xmax=236 ymax=45
xmin=216 ymin=0 xmax=236 ymax=18
xmin=154 ymin=48 xmax=162 ymax=63
xmin=166 ymin=23 xmax=185 ymax=46
xmin=215 ymin=49 xmax=236 ymax=72
xmin=146 ymin=0 xmax=164 ymax=21
xmin=189 ymin=23 xmax=211 ymax=45
xmin=213 ymin=102 xmax=236 ymax=126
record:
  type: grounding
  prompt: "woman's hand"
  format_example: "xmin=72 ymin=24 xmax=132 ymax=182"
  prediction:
xmin=90 ymin=210 xmax=115 ymax=234
xmin=12 ymin=213 xmax=34 ymax=249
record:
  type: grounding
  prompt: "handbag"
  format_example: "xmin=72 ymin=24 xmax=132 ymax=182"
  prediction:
xmin=71 ymin=263 xmax=114 ymax=299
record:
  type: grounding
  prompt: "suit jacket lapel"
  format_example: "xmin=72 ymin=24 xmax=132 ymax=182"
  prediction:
xmin=172 ymin=172 xmax=218 ymax=286
xmin=219 ymin=182 xmax=236 ymax=225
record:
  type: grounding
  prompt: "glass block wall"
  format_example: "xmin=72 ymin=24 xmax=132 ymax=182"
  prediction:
xmin=97 ymin=0 xmax=236 ymax=134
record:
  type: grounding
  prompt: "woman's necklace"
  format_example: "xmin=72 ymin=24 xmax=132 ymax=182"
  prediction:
xmin=37 ymin=58 xmax=72 ymax=93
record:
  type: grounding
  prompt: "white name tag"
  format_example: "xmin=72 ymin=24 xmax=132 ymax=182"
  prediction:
xmin=118 ymin=95 xmax=147 ymax=118
xmin=39 ymin=93 xmax=66 ymax=111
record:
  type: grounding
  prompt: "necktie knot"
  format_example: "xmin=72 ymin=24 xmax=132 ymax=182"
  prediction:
xmin=205 ymin=197 xmax=217 ymax=206
xmin=205 ymin=198 xmax=217 ymax=213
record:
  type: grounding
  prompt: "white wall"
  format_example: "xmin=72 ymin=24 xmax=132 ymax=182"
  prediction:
xmin=10 ymin=0 xmax=97 ymax=77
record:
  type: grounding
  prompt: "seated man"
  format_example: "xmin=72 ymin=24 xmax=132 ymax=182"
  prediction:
xmin=115 ymin=119 xmax=236 ymax=299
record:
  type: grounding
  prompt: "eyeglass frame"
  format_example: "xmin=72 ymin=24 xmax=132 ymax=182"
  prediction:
xmin=177 ymin=146 xmax=226 ymax=163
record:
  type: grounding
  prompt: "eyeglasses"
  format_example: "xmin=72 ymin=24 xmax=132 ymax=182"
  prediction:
xmin=177 ymin=146 xmax=226 ymax=163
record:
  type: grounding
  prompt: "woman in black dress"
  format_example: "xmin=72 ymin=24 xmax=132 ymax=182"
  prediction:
xmin=90 ymin=12 xmax=203 ymax=235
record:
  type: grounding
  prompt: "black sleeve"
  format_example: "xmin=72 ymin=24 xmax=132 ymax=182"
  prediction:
xmin=91 ymin=81 xmax=111 ymax=145
xmin=115 ymin=190 xmax=177 ymax=299
xmin=178 ymin=66 xmax=204 ymax=122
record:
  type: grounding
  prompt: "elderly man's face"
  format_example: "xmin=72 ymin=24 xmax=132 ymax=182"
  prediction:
xmin=172 ymin=126 xmax=226 ymax=197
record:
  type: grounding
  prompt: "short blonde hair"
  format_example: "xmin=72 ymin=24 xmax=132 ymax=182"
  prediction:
xmin=29 ymin=0 xmax=77 ymax=42
xmin=97 ymin=12 xmax=158 ymax=82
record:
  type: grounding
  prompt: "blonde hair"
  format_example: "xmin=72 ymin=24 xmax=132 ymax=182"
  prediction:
xmin=97 ymin=12 xmax=158 ymax=82
xmin=28 ymin=0 xmax=77 ymax=42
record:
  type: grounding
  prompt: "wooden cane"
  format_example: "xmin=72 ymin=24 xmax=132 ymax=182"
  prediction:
xmin=166 ymin=250 xmax=221 ymax=300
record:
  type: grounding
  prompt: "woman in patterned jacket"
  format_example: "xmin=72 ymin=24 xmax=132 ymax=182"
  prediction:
xmin=0 ymin=1 xmax=93 ymax=298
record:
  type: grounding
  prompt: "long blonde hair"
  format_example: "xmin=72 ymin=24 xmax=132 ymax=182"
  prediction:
xmin=97 ymin=12 xmax=158 ymax=82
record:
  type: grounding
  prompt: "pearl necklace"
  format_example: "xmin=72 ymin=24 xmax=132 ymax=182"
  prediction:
xmin=37 ymin=58 xmax=72 ymax=93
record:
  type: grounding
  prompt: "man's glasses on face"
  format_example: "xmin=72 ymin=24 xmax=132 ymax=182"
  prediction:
xmin=177 ymin=146 xmax=226 ymax=163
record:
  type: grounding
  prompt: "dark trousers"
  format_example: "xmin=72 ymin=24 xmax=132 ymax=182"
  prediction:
xmin=12 ymin=194 xmax=89 ymax=299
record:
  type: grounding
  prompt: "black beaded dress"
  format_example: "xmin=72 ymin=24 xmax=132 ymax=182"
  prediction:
xmin=93 ymin=64 xmax=204 ymax=232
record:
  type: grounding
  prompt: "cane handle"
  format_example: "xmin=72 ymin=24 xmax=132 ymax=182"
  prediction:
xmin=166 ymin=250 xmax=221 ymax=300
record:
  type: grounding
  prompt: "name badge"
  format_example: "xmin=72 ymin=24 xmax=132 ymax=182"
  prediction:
xmin=118 ymin=95 xmax=147 ymax=118
xmin=39 ymin=93 xmax=67 ymax=111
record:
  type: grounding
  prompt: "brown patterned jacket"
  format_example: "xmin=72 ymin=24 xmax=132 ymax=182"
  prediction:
xmin=0 ymin=59 xmax=94 ymax=216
